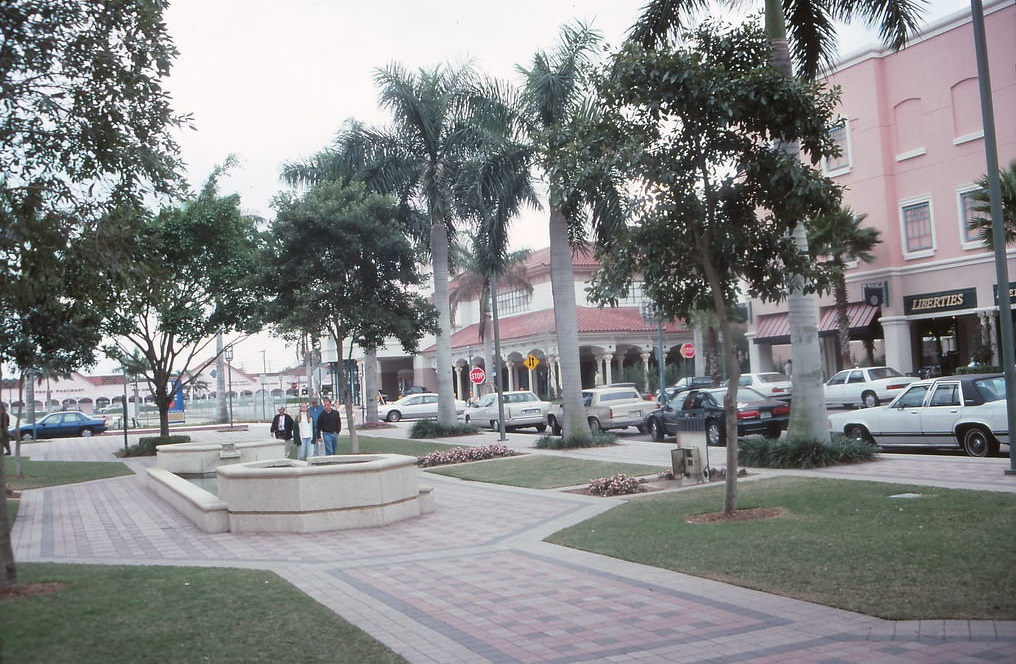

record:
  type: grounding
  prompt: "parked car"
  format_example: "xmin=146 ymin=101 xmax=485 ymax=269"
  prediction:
xmin=730 ymin=372 xmax=792 ymax=401
xmin=824 ymin=366 xmax=918 ymax=408
xmin=9 ymin=411 xmax=109 ymax=441
xmin=828 ymin=373 xmax=1009 ymax=457
xmin=644 ymin=387 xmax=790 ymax=445
xmin=377 ymin=393 xmax=466 ymax=422
xmin=462 ymin=390 xmax=551 ymax=432
xmin=657 ymin=376 xmax=716 ymax=402
xmin=548 ymin=385 xmax=649 ymax=435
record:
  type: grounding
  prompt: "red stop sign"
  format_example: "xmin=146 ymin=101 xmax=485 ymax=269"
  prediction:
xmin=469 ymin=367 xmax=486 ymax=384
xmin=680 ymin=343 xmax=696 ymax=359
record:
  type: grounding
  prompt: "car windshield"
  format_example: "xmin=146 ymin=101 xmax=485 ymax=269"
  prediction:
xmin=758 ymin=373 xmax=787 ymax=383
xmin=868 ymin=367 xmax=904 ymax=380
xmin=517 ymin=392 xmax=538 ymax=402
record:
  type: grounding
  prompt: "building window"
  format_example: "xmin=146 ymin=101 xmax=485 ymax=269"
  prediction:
xmin=958 ymin=186 xmax=987 ymax=249
xmin=824 ymin=121 xmax=851 ymax=174
xmin=619 ymin=282 xmax=650 ymax=308
xmin=496 ymin=289 xmax=531 ymax=315
xmin=900 ymin=199 xmax=935 ymax=258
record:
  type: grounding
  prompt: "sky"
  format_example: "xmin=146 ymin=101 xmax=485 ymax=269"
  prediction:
xmin=153 ymin=0 xmax=974 ymax=374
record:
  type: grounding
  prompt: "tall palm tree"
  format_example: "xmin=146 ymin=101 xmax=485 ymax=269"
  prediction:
xmin=967 ymin=160 xmax=1016 ymax=249
xmin=518 ymin=22 xmax=611 ymax=442
xmin=809 ymin=206 xmax=881 ymax=369
xmin=629 ymin=0 xmax=925 ymax=442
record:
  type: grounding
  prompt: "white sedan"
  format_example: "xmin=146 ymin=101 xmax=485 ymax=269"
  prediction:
xmin=828 ymin=373 xmax=1009 ymax=457
xmin=733 ymin=372 xmax=792 ymax=401
xmin=824 ymin=366 xmax=918 ymax=408
xmin=377 ymin=393 xmax=466 ymax=422
xmin=462 ymin=390 xmax=551 ymax=432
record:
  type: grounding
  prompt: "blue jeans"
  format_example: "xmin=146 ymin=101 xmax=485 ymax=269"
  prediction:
xmin=299 ymin=436 xmax=313 ymax=460
xmin=321 ymin=431 xmax=338 ymax=455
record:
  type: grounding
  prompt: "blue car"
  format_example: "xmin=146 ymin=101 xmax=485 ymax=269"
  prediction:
xmin=9 ymin=411 xmax=109 ymax=441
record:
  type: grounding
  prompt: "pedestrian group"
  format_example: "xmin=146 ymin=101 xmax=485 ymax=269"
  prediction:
xmin=269 ymin=397 xmax=341 ymax=459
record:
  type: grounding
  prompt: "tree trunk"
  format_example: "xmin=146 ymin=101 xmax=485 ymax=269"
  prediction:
xmin=431 ymin=221 xmax=456 ymax=426
xmin=364 ymin=348 xmax=380 ymax=424
xmin=835 ymin=275 xmax=851 ymax=369
xmin=549 ymin=202 xmax=592 ymax=442
xmin=0 ymin=366 xmax=17 ymax=592
xmin=768 ymin=17 xmax=829 ymax=443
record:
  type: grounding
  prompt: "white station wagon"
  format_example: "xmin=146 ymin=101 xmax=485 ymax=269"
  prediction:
xmin=462 ymin=390 xmax=551 ymax=432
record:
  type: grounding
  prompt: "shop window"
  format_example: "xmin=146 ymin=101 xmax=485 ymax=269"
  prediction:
xmin=958 ymin=185 xmax=988 ymax=249
xmin=900 ymin=198 xmax=935 ymax=259
xmin=824 ymin=120 xmax=851 ymax=175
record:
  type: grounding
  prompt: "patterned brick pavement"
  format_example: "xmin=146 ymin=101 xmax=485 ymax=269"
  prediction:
xmin=8 ymin=427 xmax=1016 ymax=663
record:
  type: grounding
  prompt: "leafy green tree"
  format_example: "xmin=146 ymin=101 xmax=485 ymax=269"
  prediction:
xmin=0 ymin=0 xmax=185 ymax=593
xmin=264 ymin=180 xmax=437 ymax=451
xmin=967 ymin=160 xmax=1016 ymax=249
xmin=579 ymin=20 xmax=841 ymax=513
xmin=809 ymin=207 xmax=881 ymax=369
xmin=629 ymin=0 xmax=925 ymax=444
xmin=103 ymin=165 xmax=266 ymax=436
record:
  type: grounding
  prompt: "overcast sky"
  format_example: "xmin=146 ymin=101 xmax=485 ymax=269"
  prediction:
xmin=158 ymin=0 xmax=974 ymax=374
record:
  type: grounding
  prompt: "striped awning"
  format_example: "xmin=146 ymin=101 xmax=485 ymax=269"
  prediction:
xmin=818 ymin=302 xmax=880 ymax=334
xmin=753 ymin=302 xmax=880 ymax=344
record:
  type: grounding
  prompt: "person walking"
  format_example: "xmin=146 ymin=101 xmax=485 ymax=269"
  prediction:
xmin=317 ymin=398 xmax=341 ymax=456
xmin=269 ymin=406 xmax=294 ymax=456
xmin=1 ymin=402 xmax=10 ymax=456
xmin=295 ymin=403 xmax=315 ymax=460
xmin=308 ymin=397 xmax=324 ymax=456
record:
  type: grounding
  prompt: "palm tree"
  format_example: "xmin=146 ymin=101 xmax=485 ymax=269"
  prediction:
xmin=629 ymin=0 xmax=925 ymax=443
xmin=518 ymin=22 xmax=612 ymax=442
xmin=967 ymin=160 xmax=1016 ymax=249
xmin=809 ymin=207 xmax=881 ymax=369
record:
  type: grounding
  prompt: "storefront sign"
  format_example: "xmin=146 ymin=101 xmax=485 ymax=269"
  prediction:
xmin=991 ymin=282 xmax=1016 ymax=306
xmin=903 ymin=288 xmax=976 ymax=316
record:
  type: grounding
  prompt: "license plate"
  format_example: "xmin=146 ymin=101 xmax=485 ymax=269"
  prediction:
xmin=522 ymin=408 xmax=539 ymax=415
xmin=629 ymin=410 xmax=643 ymax=418
xmin=760 ymin=412 xmax=771 ymax=419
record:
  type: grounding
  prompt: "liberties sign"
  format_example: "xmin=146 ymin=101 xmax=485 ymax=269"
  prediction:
xmin=903 ymin=288 xmax=976 ymax=316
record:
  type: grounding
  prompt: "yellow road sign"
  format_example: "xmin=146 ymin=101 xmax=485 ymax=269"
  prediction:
xmin=524 ymin=354 xmax=540 ymax=370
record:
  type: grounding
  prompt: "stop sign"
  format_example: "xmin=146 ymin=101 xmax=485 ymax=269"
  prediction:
xmin=469 ymin=367 xmax=486 ymax=384
xmin=680 ymin=343 xmax=696 ymax=359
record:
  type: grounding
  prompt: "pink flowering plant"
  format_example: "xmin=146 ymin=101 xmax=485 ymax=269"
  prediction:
xmin=587 ymin=473 xmax=646 ymax=497
xmin=417 ymin=444 xmax=518 ymax=468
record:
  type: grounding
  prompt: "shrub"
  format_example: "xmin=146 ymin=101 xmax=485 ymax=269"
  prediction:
xmin=116 ymin=434 xmax=191 ymax=458
xmin=535 ymin=431 xmax=617 ymax=449
xmin=738 ymin=434 xmax=878 ymax=469
xmin=416 ymin=444 xmax=518 ymax=467
xmin=410 ymin=420 xmax=479 ymax=438
xmin=588 ymin=473 xmax=645 ymax=496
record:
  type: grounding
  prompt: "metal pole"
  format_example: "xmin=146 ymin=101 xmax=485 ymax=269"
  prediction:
xmin=970 ymin=0 xmax=1015 ymax=474
xmin=122 ymin=367 xmax=128 ymax=452
xmin=657 ymin=318 xmax=666 ymax=401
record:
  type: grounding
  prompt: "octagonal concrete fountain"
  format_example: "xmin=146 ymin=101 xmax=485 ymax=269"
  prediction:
xmin=145 ymin=441 xmax=433 ymax=534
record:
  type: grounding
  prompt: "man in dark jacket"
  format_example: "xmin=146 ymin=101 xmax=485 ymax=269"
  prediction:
xmin=316 ymin=399 xmax=342 ymax=455
xmin=269 ymin=407 xmax=294 ymax=442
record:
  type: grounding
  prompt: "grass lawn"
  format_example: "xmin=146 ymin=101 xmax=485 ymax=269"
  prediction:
xmin=3 ymin=563 xmax=407 ymax=664
xmin=5 ymin=459 xmax=134 ymax=491
xmin=547 ymin=476 xmax=1016 ymax=620
xmin=426 ymin=454 xmax=667 ymax=489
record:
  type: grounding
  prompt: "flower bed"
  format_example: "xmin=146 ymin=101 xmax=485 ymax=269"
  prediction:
xmin=416 ymin=444 xmax=518 ymax=468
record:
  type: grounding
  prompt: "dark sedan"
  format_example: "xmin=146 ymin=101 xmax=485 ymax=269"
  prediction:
xmin=8 ymin=411 xmax=108 ymax=441
xmin=645 ymin=387 xmax=790 ymax=445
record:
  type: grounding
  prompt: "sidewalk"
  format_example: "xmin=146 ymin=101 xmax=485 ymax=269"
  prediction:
xmin=10 ymin=425 xmax=1016 ymax=663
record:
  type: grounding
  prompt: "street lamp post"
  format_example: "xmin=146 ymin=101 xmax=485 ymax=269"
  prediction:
xmin=641 ymin=303 xmax=667 ymax=402
xmin=224 ymin=345 xmax=234 ymax=429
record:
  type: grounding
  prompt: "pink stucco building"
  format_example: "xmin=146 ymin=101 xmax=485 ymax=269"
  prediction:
xmin=749 ymin=0 xmax=1016 ymax=378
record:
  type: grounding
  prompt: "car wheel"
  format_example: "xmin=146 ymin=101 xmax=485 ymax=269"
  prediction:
xmin=706 ymin=420 xmax=722 ymax=446
xmin=648 ymin=417 xmax=664 ymax=442
xmin=21 ymin=432 xmax=33 ymax=442
xmin=535 ymin=423 xmax=547 ymax=433
xmin=635 ymin=424 xmax=647 ymax=434
xmin=862 ymin=391 xmax=879 ymax=408
xmin=588 ymin=417 xmax=602 ymax=433
xmin=464 ymin=414 xmax=471 ymax=424
xmin=845 ymin=424 xmax=872 ymax=444
xmin=961 ymin=427 xmax=995 ymax=458
xmin=81 ymin=428 xmax=94 ymax=437
xmin=548 ymin=416 xmax=562 ymax=436
xmin=386 ymin=411 xmax=402 ymax=423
